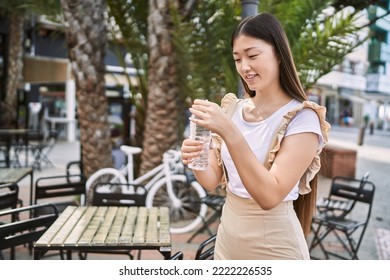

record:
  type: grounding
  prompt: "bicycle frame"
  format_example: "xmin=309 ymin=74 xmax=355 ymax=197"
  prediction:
xmin=119 ymin=148 xmax=184 ymax=193
xmin=86 ymin=145 xmax=208 ymax=234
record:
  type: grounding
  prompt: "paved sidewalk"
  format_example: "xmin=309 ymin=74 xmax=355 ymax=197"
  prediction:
xmin=3 ymin=125 xmax=390 ymax=260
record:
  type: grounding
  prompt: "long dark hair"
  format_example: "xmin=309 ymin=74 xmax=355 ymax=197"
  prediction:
xmin=231 ymin=12 xmax=316 ymax=236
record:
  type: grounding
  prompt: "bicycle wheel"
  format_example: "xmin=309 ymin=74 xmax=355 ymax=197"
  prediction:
xmin=85 ymin=168 xmax=127 ymax=205
xmin=145 ymin=174 xmax=208 ymax=234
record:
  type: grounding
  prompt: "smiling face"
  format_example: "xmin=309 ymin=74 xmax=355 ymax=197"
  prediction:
xmin=233 ymin=35 xmax=281 ymax=95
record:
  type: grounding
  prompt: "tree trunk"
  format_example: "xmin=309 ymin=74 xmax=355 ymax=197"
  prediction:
xmin=140 ymin=0 xmax=181 ymax=174
xmin=0 ymin=11 xmax=24 ymax=129
xmin=61 ymin=0 xmax=112 ymax=177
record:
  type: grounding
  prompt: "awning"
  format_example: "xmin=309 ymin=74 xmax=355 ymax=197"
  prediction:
xmin=340 ymin=92 xmax=368 ymax=104
xmin=23 ymin=55 xmax=70 ymax=83
xmin=23 ymin=55 xmax=139 ymax=87
xmin=105 ymin=73 xmax=139 ymax=87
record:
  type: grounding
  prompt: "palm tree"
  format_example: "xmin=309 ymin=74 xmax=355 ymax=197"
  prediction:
xmin=139 ymin=0 xmax=178 ymax=173
xmin=0 ymin=2 xmax=25 ymax=129
xmin=61 ymin=0 xmax=112 ymax=177
xmin=139 ymin=0 xmax=198 ymax=174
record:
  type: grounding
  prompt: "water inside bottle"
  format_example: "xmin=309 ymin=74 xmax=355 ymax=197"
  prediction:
xmin=188 ymin=116 xmax=211 ymax=170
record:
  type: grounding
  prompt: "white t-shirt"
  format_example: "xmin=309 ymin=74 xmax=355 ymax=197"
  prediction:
xmin=221 ymin=99 xmax=324 ymax=200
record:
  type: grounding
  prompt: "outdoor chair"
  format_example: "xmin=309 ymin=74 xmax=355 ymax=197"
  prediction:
xmin=91 ymin=182 xmax=146 ymax=207
xmin=29 ymin=130 xmax=58 ymax=170
xmin=10 ymin=133 xmax=30 ymax=168
xmin=34 ymin=168 xmax=86 ymax=215
xmin=27 ymin=130 xmax=46 ymax=170
xmin=0 ymin=142 xmax=7 ymax=167
xmin=0 ymin=183 xmax=24 ymax=259
xmin=0 ymin=183 xmax=21 ymax=218
xmin=315 ymin=172 xmax=370 ymax=219
xmin=187 ymin=193 xmax=225 ymax=243
xmin=194 ymin=234 xmax=217 ymax=260
xmin=309 ymin=176 xmax=375 ymax=259
xmin=169 ymin=251 xmax=184 ymax=260
xmin=66 ymin=160 xmax=83 ymax=177
xmin=0 ymin=183 xmax=23 ymax=221
xmin=0 ymin=203 xmax=58 ymax=259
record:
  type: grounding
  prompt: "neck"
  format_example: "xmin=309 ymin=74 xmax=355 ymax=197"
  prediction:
xmin=244 ymin=92 xmax=292 ymax=122
xmin=252 ymin=90 xmax=291 ymax=108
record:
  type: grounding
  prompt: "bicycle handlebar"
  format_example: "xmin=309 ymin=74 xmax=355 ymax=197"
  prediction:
xmin=120 ymin=144 xmax=182 ymax=168
xmin=163 ymin=149 xmax=181 ymax=163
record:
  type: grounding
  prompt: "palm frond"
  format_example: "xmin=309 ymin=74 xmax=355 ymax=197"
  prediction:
xmin=296 ymin=8 xmax=366 ymax=87
xmin=106 ymin=0 xmax=148 ymax=106
xmin=172 ymin=0 xmax=240 ymax=103
xmin=0 ymin=0 xmax=61 ymax=17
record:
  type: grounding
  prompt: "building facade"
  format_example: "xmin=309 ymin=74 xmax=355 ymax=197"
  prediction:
xmin=366 ymin=0 xmax=390 ymax=131
xmin=315 ymin=1 xmax=390 ymax=131
xmin=0 ymin=14 xmax=136 ymax=144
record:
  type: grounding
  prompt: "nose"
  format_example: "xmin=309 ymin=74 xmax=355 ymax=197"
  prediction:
xmin=239 ymin=58 xmax=251 ymax=72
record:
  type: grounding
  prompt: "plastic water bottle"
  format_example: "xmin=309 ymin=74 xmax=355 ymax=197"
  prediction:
xmin=188 ymin=114 xmax=211 ymax=170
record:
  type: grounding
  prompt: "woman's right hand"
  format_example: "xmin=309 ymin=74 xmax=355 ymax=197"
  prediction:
xmin=180 ymin=138 xmax=203 ymax=167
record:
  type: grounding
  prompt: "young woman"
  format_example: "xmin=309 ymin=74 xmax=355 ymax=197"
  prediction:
xmin=181 ymin=12 xmax=330 ymax=259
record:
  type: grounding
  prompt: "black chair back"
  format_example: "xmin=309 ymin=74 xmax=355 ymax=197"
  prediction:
xmin=92 ymin=183 xmax=146 ymax=207
xmin=332 ymin=181 xmax=374 ymax=204
xmin=316 ymin=172 xmax=370 ymax=218
xmin=34 ymin=173 xmax=86 ymax=214
xmin=0 ymin=183 xmax=19 ymax=213
xmin=0 ymin=204 xmax=58 ymax=259
xmin=169 ymin=251 xmax=184 ymax=260
xmin=195 ymin=234 xmax=217 ymax=260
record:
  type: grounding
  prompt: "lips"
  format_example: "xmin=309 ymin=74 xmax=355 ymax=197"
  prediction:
xmin=245 ymin=74 xmax=257 ymax=82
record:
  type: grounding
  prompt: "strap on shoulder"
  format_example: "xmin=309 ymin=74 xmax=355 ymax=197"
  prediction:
xmin=213 ymin=93 xmax=241 ymax=188
xmin=264 ymin=101 xmax=331 ymax=195
xmin=220 ymin=93 xmax=241 ymax=115
xmin=263 ymin=101 xmax=319 ymax=170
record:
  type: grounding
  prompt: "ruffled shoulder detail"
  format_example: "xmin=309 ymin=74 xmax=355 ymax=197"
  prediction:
xmin=220 ymin=93 xmax=238 ymax=113
xmin=265 ymin=101 xmax=331 ymax=195
xmin=213 ymin=93 xmax=240 ymax=188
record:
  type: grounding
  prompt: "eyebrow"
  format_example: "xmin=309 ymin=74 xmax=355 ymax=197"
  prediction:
xmin=233 ymin=46 xmax=261 ymax=55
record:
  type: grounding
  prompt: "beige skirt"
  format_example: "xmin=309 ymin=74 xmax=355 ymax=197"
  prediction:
xmin=214 ymin=189 xmax=310 ymax=260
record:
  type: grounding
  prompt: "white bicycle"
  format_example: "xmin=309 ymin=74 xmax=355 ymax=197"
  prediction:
xmin=86 ymin=145 xmax=208 ymax=234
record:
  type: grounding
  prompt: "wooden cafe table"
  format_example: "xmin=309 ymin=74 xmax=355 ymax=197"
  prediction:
xmin=34 ymin=206 xmax=171 ymax=259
